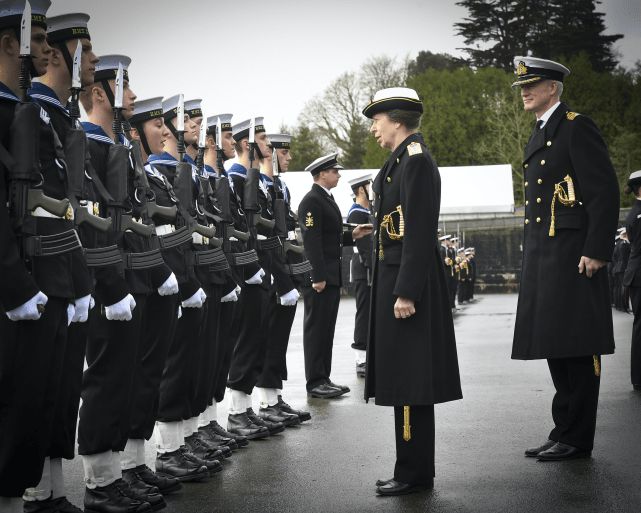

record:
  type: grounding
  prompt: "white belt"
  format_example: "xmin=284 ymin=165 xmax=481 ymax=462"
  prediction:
xmin=230 ymin=237 xmax=238 ymax=242
xmin=192 ymin=232 xmax=207 ymax=245
xmin=31 ymin=206 xmax=71 ymax=220
xmin=80 ymin=200 xmax=99 ymax=217
xmin=257 ymin=234 xmax=267 ymax=240
xmin=287 ymin=231 xmax=297 ymax=241
xmin=155 ymin=224 xmax=175 ymax=236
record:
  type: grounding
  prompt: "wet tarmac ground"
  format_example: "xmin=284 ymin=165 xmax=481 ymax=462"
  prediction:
xmin=62 ymin=294 xmax=641 ymax=513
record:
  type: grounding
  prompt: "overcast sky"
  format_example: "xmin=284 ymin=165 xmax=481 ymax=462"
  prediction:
xmin=50 ymin=0 xmax=641 ymax=131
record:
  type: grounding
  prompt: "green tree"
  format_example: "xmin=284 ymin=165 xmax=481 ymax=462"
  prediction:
xmin=288 ymin=124 xmax=328 ymax=172
xmin=407 ymin=50 xmax=467 ymax=76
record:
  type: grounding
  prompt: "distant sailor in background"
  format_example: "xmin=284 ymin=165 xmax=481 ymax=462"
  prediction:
xmin=363 ymin=87 xmax=462 ymax=496
xmin=511 ymin=56 xmax=619 ymax=461
xmin=347 ymin=174 xmax=373 ymax=378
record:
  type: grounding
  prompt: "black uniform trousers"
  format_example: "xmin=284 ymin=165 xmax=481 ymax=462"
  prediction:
xmin=351 ymin=279 xmax=370 ymax=352
xmin=448 ymin=275 xmax=458 ymax=308
xmin=547 ymin=356 xmax=601 ymax=451
xmin=628 ymin=287 xmax=641 ymax=386
xmin=48 ymin=321 xmax=87 ymax=459
xmin=0 ymin=299 xmax=67 ymax=497
xmin=193 ymin=285 xmax=222 ymax=416
xmin=393 ymin=405 xmax=435 ymax=486
xmin=211 ymin=299 xmax=238 ymax=403
xmin=227 ymin=284 xmax=270 ymax=395
xmin=302 ymin=284 xmax=340 ymax=390
xmin=78 ymin=294 xmax=146 ymax=455
xmin=158 ymin=305 xmax=204 ymax=422
xmin=256 ymin=291 xmax=297 ymax=390
xmin=128 ymin=293 xmax=179 ymax=440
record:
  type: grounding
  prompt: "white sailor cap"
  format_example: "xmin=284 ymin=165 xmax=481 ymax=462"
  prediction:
xmin=438 ymin=235 xmax=451 ymax=241
xmin=267 ymin=134 xmax=291 ymax=149
xmin=94 ymin=54 xmax=131 ymax=82
xmin=512 ymin=56 xmax=570 ymax=87
xmin=628 ymin=170 xmax=641 ymax=187
xmin=0 ymin=0 xmax=50 ymax=29
xmin=305 ymin=152 xmax=343 ymax=175
xmin=207 ymin=114 xmax=233 ymax=134
xmin=46 ymin=12 xmax=90 ymax=43
xmin=451 ymin=237 xmax=459 ymax=242
xmin=129 ymin=96 xmax=163 ymax=126
xmin=162 ymin=94 xmax=183 ymax=121
xmin=362 ymin=87 xmax=423 ymax=119
xmin=457 ymin=248 xmax=465 ymax=253
xmin=185 ymin=99 xmax=202 ymax=119
xmin=348 ymin=173 xmax=372 ymax=190
xmin=232 ymin=117 xmax=265 ymax=142
xmin=464 ymin=250 xmax=471 ymax=255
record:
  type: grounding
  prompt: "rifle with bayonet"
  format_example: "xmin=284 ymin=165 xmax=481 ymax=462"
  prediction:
xmin=7 ymin=2 xmax=71 ymax=231
xmin=104 ymin=63 xmax=153 ymax=238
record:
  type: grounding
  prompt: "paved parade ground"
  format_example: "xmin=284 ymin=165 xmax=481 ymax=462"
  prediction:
xmin=63 ymin=294 xmax=641 ymax=513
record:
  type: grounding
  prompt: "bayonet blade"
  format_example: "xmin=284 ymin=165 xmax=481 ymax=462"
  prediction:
xmin=71 ymin=39 xmax=82 ymax=89
xmin=215 ymin=117 xmax=222 ymax=151
xmin=114 ymin=63 xmax=124 ymax=109
xmin=248 ymin=117 xmax=255 ymax=144
xmin=177 ymin=94 xmax=184 ymax=132
xmin=272 ymin=143 xmax=278 ymax=176
xmin=20 ymin=1 xmax=31 ymax=56
xmin=198 ymin=115 xmax=207 ymax=149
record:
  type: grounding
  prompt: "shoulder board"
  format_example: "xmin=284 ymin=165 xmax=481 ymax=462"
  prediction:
xmin=566 ymin=112 xmax=580 ymax=121
xmin=407 ymin=141 xmax=423 ymax=156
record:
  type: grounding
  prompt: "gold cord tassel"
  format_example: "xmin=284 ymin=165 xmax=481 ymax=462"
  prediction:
xmin=549 ymin=175 xmax=577 ymax=238
xmin=403 ymin=406 xmax=411 ymax=441
xmin=593 ymin=355 xmax=601 ymax=377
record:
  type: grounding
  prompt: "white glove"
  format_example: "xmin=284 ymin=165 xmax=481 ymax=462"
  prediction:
xmin=181 ymin=288 xmax=206 ymax=308
xmin=279 ymin=288 xmax=300 ymax=306
xmin=245 ymin=268 xmax=265 ymax=285
xmin=6 ymin=291 xmax=48 ymax=321
xmin=221 ymin=289 xmax=238 ymax=303
xmin=158 ymin=273 xmax=179 ymax=296
xmin=177 ymin=306 xmax=182 ymax=319
xmin=234 ymin=285 xmax=241 ymax=295
xmin=89 ymin=296 xmax=95 ymax=310
xmin=66 ymin=303 xmax=75 ymax=326
xmin=105 ymin=294 xmax=136 ymax=321
xmin=71 ymin=294 xmax=92 ymax=323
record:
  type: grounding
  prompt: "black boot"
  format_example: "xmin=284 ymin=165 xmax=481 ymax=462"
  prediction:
xmin=24 ymin=496 xmax=83 ymax=513
xmin=198 ymin=423 xmax=239 ymax=451
xmin=191 ymin=430 xmax=232 ymax=458
xmin=246 ymin=407 xmax=285 ymax=435
xmin=129 ymin=465 xmax=181 ymax=494
xmin=121 ymin=469 xmax=159 ymax=495
xmin=227 ymin=412 xmax=270 ymax=440
xmin=83 ymin=481 xmax=152 ymax=513
xmin=155 ymin=449 xmax=208 ymax=483
xmin=184 ymin=433 xmax=225 ymax=461
xmin=277 ymin=395 xmax=312 ymax=422
xmin=210 ymin=420 xmax=249 ymax=447
xmin=259 ymin=405 xmax=301 ymax=427
xmin=112 ymin=480 xmax=165 ymax=512
xmin=180 ymin=446 xmax=222 ymax=476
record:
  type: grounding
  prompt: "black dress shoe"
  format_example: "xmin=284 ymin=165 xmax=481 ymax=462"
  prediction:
xmin=524 ymin=439 xmax=556 ymax=457
xmin=327 ymin=380 xmax=350 ymax=393
xmin=210 ymin=420 xmax=249 ymax=447
xmin=180 ymin=446 xmax=222 ymax=476
xmin=113 ymin=480 xmax=165 ymax=512
xmin=259 ymin=405 xmax=301 ymax=427
xmin=375 ymin=478 xmax=393 ymax=487
xmin=53 ymin=497 xmax=84 ymax=513
xmin=24 ymin=496 xmax=83 ymax=513
xmin=227 ymin=412 xmax=270 ymax=439
xmin=130 ymin=465 xmax=181 ymax=494
xmin=185 ymin=433 xmax=227 ymax=460
xmin=198 ymin=423 xmax=239 ymax=451
xmin=308 ymin=383 xmax=345 ymax=399
xmin=356 ymin=363 xmax=366 ymax=377
xmin=376 ymin=479 xmax=433 ymax=496
xmin=155 ymin=449 xmax=208 ymax=482
xmin=121 ymin=469 xmax=160 ymax=496
xmin=277 ymin=396 xmax=311 ymax=422
xmin=84 ymin=481 xmax=152 ymax=513
xmin=537 ymin=442 xmax=591 ymax=461
xmin=247 ymin=407 xmax=285 ymax=434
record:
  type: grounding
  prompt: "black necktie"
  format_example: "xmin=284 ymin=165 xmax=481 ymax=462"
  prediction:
xmin=536 ymin=120 xmax=544 ymax=130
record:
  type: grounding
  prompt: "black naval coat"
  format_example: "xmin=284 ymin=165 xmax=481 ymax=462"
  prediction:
xmin=364 ymin=133 xmax=462 ymax=406
xmin=298 ymin=183 xmax=354 ymax=287
xmin=512 ymin=103 xmax=619 ymax=360
xmin=623 ymin=200 xmax=641 ymax=288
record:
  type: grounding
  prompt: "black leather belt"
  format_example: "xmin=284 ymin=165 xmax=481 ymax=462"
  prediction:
xmin=84 ymin=245 xmax=123 ymax=268
xmin=288 ymin=260 xmax=313 ymax=276
xmin=229 ymin=250 xmax=259 ymax=266
xmin=158 ymin=226 xmax=192 ymax=249
xmin=193 ymin=247 xmax=230 ymax=271
xmin=124 ymin=248 xmax=165 ymax=270
xmin=256 ymin=236 xmax=281 ymax=251
xmin=23 ymin=229 xmax=82 ymax=257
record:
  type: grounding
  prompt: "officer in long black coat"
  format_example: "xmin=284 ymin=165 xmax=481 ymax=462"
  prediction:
xmin=511 ymin=57 xmax=619 ymax=461
xmin=623 ymin=171 xmax=641 ymax=390
xmin=363 ymin=87 xmax=462 ymax=496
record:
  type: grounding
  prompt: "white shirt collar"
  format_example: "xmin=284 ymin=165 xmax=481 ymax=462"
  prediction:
xmin=319 ymin=184 xmax=332 ymax=196
xmin=537 ymin=101 xmax=561 ymax=128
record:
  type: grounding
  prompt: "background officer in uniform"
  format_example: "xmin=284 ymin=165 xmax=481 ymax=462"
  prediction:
xmin=346 ymin=174 xmax=373 ymax=377
xmin=297 ymin=153 xmax=371 ymax=398
xmin=363 ymin=87 xmax=462 ymax=496
xmin=511 ymin=56 xmax=619 ymax=461
xmin=623 ymin=170 xmax=641 ymax=391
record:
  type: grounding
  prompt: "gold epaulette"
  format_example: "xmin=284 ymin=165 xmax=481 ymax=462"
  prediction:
xmin=566 ymin=112 xmax=580 ymax=121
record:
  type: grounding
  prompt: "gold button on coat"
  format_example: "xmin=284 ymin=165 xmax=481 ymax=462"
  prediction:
xmin=537 ymin=178 xmax=543 ymax=184
xmin=524 ymin=163 xmax=529 ymax=169
xmin=525 ymin=219 xmax=529 ymax=224
xmin=546 ymin=141 xmax=552 ymax=146
xmin=524 ymin=181 xmax=529 ymax=187
xmin=525 ymin=200 xmax=529 ymax=206
xmin=540 ymin=159 xmax=546 ymax=165
xmin=536 ymin=217 xmax=541 ymax=223
xmin=536 ymin=198 xmax=541 ymax=203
